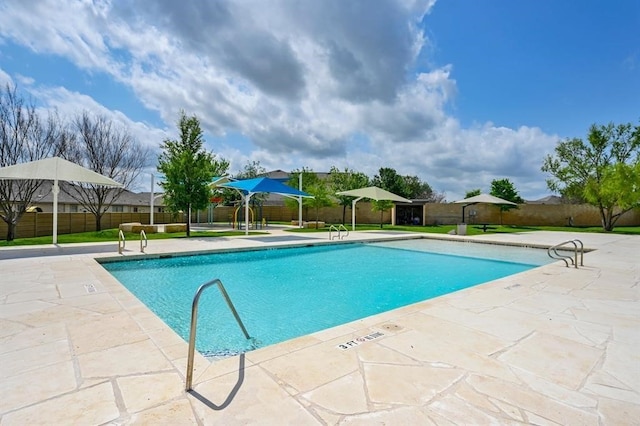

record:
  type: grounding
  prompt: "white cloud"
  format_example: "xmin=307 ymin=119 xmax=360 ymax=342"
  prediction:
xmin=0 ymin=0 xmax=559 ymax=200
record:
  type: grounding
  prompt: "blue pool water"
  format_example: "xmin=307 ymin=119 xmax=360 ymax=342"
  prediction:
xmin=102 ymin=239 xmax=550 ymax=358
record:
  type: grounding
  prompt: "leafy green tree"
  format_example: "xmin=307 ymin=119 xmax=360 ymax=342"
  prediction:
xmin=285 ymin=167 xmax=321 ymax=220
xmin=465 ymin=189 xmax=481 ymax=198
xmin=403 ymin=175 xmax=432 ymax=199
xmin=490 ymin=178 xmax=524 ymax=214
xmin=371 ymin=199 xmax=394 ymax=228
xmin=542 ymin=121 xmax=640 ymax=231
xmin=328 ymin=166 xmax=370 ymax=224
xmin=304 ymin=179 xmax=334 ymax=228
xmin=222 ymin=160 xmax=267 ymax=207
xmin=372 ymin=167 xmax=408 ymax=198
xmin=157 ymin=111 xmax=228 ymax=236
xmin=489 ymin=178 xmax=523 ymax=224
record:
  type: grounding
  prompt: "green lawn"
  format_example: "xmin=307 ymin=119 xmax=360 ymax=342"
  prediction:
xmin=0 ymin=223 xmax=638 ymax=246
xmin=0 ymin=228 xmax=266 ymax=246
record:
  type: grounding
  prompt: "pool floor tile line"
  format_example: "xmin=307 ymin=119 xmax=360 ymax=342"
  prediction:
xmin=0 ymin=230 xmax=638 ymax=424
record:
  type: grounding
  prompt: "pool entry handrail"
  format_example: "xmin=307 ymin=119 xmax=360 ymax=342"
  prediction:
xmin=118 ymin=229 xmax=125 ymax=254
xmin=140 ymin=230 xmax=148 ymax=253
xmin=186 ymin=278 xmax=251 ymax=391
xmin=329 ymin=224 xmax=349 ymax=240
xmin=547 ymin=239 xmax=584 ymax=268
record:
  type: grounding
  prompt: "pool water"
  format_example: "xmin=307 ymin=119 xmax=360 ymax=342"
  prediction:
xmin=102 ymin=239 xmax=551 ymax=358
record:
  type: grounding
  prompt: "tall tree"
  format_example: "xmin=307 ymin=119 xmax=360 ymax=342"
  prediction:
xmin=402 ymin=175 xmax=432 ymax=199
xmin=372 ymin=167 xmax=407 ymax=198
xmin=158 ymin=111 xmax=227 ymax=236
xmin=61 ymin=111 xmax=149 ymax=231
xmin=371 ymin=199 xmax=394 ymax=229
xmin=465 ymin=189 xmax=481 ymax=198
xmin=328 ymin=166 xmax=370 ymax=224
xmin=0 ymin=84 xmax=65 ymax=240
xmin=490 ymin=178 xmax=524 ymax=218
xmin=542 ymin=121 xmax=640 ymax=231
xmin=286 ymin=167 xmax=321 ymax=220
xmin=304 ymin=179 xmax=334 ymax=228
xmin=226 ymin=160 xmax=267 ymax=206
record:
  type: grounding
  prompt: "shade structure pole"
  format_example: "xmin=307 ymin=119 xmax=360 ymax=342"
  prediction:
xmin=245 ymin=193 xmax=251 ymax=235
xmin=351 ymin=199 xmax=356 ymax=231
xmin=52 ymin=179 xmax=59 ymax=244
xmin=351 ymin=196 xmax=365 ymax=231
xmin=298 ymin=173 xmax=303 ymax=228
xmin=150 ymin=174 xmax=154 ymax=225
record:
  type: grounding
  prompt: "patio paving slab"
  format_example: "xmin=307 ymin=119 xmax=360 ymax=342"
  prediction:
xmin=0 ymin=230 xmax=638 ymax=424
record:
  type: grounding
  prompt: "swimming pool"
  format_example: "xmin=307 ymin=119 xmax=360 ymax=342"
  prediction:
xmin=101 ymin=239 xmax=552 ymax=358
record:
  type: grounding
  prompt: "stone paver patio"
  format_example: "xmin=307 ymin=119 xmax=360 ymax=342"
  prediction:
xmin=0 ymin=229 xmax=638 ymax=424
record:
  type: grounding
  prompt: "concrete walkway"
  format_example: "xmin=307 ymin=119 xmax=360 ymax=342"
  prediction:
xmin=0 ymin=229 xmax=638 ymax=424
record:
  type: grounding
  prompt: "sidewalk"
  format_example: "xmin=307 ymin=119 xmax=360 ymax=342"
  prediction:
xmin=0 ymin=230 xmax=638 ymax=424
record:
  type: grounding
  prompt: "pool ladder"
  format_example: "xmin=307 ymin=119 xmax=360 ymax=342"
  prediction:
xmin=118 ymin=230 xmax=125 ymax=254
xmin=329 ymin=224 xmax=349 ymax=240
xmin=185 ymin=279 xmax=251 ymax=391
xmin=547 ymin=239 xmax=584 ymax=268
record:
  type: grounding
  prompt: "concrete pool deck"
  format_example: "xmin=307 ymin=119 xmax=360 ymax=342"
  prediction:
xmin=0 ymin=229 xmax=638 ymax=424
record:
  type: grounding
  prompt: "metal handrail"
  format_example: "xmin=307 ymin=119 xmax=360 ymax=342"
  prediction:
xmin=186 ymin=279 xmax=251 ymax=391
xmin=337 ymin=224 xmax=349 ymax=239
xmin=329 ymin=225 xmax=338 ymax=240
xmin=118 ymin=229 xmax=125 ymax=254
xmin=140 ymin=230 xmax=148 ymax=253
xmin=329 ymin=224 xmax=350 ymax=240
xmin=547 ymin=239 xmax=584 ymax=268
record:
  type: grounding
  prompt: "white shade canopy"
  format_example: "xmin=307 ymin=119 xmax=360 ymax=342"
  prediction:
xmin=453 ymin=193 xmax=517 ymax=205
xmin=453 ymin=193 xmax=518 ymax=224
xmin=336 ymin=186 xmax=411 ymax=203
xmin=335 ymin=186 xmax=411 ymax=230
xmin=0 ymin=157 xmax=123 ymax=243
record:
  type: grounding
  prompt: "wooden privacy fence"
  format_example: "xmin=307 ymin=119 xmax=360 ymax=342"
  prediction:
xmin=1 ymin=203 xmax=638 ymax=240
xmin=1 ymin=212 xmax=176 ymax=240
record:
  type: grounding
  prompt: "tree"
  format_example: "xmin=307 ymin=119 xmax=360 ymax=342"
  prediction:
xmin=371 ymin=199 xmax=394 ymax=228
xmin=286 ymin=167 xmax=321 ymax=220
xmin=328 ymin=166 xmax=370 ymax=224
xmin=490 ymin=178 xmax=524 ymax=217
xmin=0 ymin=84 xmax=65 ymax=240
xmin=490 ymin=178 xmax=524 ymax=204
xmin=61 ymin=111 xmax=149 ymax=231
xmin=465 ymin=189 xmax=481 ymax=198
xmin=372 ymin=167 xmax=408 ymax=198
xmin=222 ymin=160 xmax=266 ymax=207
xmin=158 ymin=111 xmax=228 ymax=236
xmin=304 ymin=179 xmax=334 ymax=228
xmin=403 ymin=175 xmax=431 ymax=199
xmin=489 ymin=178 xmax=523 ymax=224
xmin=542 ymin=121 xmax=640 ymax=231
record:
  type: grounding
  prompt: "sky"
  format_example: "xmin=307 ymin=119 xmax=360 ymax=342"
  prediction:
xmin=0 ymin=0 xmax=638 ymax=201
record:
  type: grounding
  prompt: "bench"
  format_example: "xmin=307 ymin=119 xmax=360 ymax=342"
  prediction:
xmin=474 ymin=224 xmax=497 ymax=232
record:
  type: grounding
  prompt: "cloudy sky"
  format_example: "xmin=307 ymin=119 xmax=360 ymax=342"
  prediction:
xmin=1 ymin=0 xmax=638 ymax=201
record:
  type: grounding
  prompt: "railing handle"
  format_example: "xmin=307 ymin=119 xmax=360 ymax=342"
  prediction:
xmin=118 ymin=229 xmax=125 ymax=254
xmin=186 ymin=279 xmax=250 ymax=391
xmin=547 ymin=239 xmax=584 ymax=268
xmin=140 ymin=230 xmax=147 ymax=253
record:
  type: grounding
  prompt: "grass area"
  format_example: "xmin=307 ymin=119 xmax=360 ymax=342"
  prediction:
xmin=0 ymin=228 xmax=266 ymax=247
xmin=288 ymin=224 xmax=640 ymax=236
xmin=0 ymin=223 xmax=638 ymax=247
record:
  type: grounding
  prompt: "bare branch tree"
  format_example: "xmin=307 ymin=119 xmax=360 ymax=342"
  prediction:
xmin=61 ymin=111 xmax=150 ymax=230
xmin=0 ymin=84 xmax=65 ymax=240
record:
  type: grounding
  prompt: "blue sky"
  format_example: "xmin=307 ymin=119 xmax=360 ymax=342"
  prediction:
xmin=0 ymin=0 xmax=638 ymax=201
